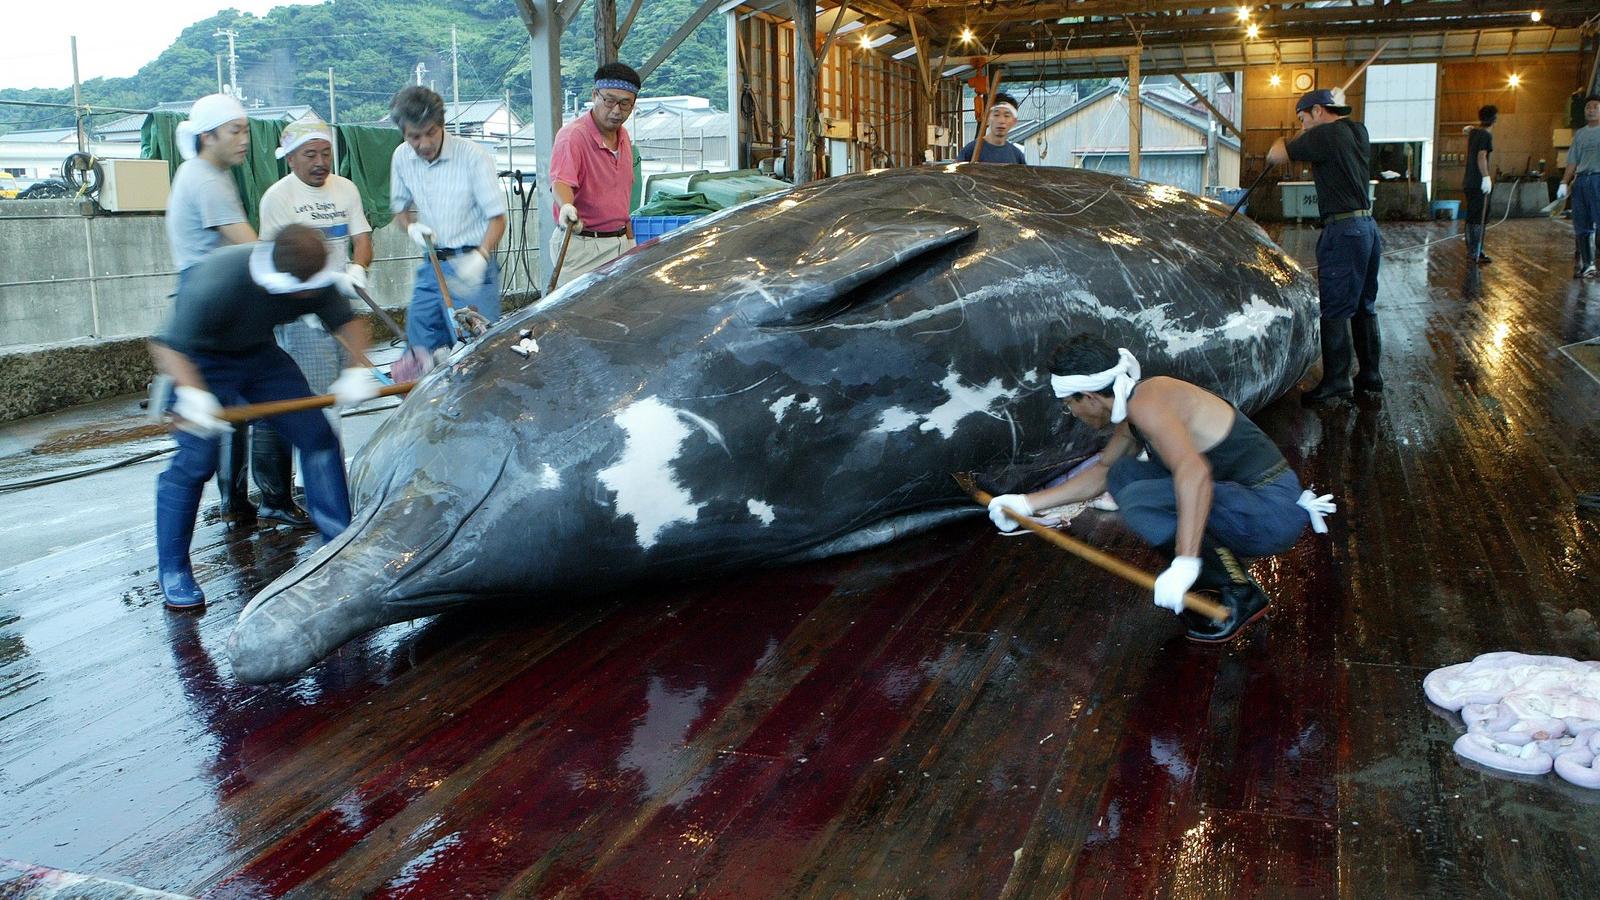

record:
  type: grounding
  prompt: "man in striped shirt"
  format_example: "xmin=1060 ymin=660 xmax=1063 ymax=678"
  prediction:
xmin=388 ymin=86 xmax=508 ymax=354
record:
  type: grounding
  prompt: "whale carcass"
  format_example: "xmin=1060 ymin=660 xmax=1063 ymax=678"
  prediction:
xmin=227 ymin=165 xmax=1318 ymax=683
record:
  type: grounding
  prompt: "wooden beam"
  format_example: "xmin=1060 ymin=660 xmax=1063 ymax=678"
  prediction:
xmin=595 ymin=0 xmax=617 ymax=65
xmin=1173 ymin=72 xmax=1243 ymax=140
xmin=616 ymin=0 xmax=644 ymax=45
xmin=1127 ymin=50 xmax=1141 ymax=178
xmin=794 ymin=0 xmax=818 ymax=184
xmin=818 ymin=0 xmax=852 ymax=63
xmin=639 ymin=0 xmax=726 ymax=79
xmin=556 ymin=0 xmax=585 ymax=28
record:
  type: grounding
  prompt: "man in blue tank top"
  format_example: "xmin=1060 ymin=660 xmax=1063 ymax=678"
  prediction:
xmin=986 ymin=335 xmax=1335 ymax=642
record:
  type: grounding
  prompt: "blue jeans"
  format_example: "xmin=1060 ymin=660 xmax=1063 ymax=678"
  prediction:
xmin=157 ymin=345 xmax=351 ymax=543
xmin=1107 ymin=456 xmax=1307 ymax=557
xmin=406 ymin=254 xmax=501 ymax=353
xmin=1315 ymin=215 xmax=1381 ymax=319
xmin=1574 ymin=172 xmax=1600 ymax=240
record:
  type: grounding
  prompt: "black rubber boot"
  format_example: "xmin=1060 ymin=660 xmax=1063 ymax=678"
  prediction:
xmin=1302 ymin=318 xmax=1354 ymax=406
xmin=1467 ymin=224 xmax=1491 ymax=264
xmin=156 ymin=478 xmax=207 ymax=609
xmin=251 ymin=426 xmax=311 ymax=528
xmin=215 ymin=426 xmax=256 ymax=529
xmin=1182 ymin=541 xmax=1270 ymax=643
xmin=1352 ymin=314 xmax=1382 ymax=392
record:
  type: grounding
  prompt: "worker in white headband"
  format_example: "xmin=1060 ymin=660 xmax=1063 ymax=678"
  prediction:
xmin=957 ymin=91 xmax=1027 ymax=165
xmin=986 ymin=334 xmax=1335 ymax=643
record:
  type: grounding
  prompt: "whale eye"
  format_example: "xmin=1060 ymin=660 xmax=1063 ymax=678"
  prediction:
xmin=795 ymin=393 xmax=812 ymax=404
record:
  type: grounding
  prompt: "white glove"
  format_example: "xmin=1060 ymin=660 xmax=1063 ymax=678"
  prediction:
xmin=1480 ymin=176 xmax=1492 ymax=195
xmin=986 ymin=493 xmax=1033 ymax=532
xmin=1153 ymin=556 xmax=1200 ymax=614
xmin=1557 ymin=183 xmax=1569 ymax=201
xmin=346 ymin=263 xmax=368 ymax=292
xmin=558 ymin=203 xmax=581 ymax=230
xmin=446 ymin=250 xmax=488 ymax=293
xmin=172 ymin=385 xmax=232 ymax=437
xmin=1297 ymin=489 xmax=1336 ymax=534
xmin=407 ymin=222 xmax=435 ymax=249
xmin=330 ymin=367 xmax=381 ymax=407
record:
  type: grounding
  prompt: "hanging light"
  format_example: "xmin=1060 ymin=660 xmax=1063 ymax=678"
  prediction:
xmin=1269 ymin=72 xmax=1282 ymax=87
xmin=1237 ymin=6 xmax=1251 ymax=21
xmin=1246 ymin=22 xmax=1261 ymax=39
xmin=1508 ymin=73 xmax=1521 ymax=88
xmin=960 ymin=26 xmax=976 ymax=44
xmin=1530 ymin=10 xmax=1542 ymax=21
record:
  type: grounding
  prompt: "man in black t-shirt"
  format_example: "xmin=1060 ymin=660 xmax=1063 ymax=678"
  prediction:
xmin=148 ymin=225 xmax=379 ymax=610
xmin=1463 ymin=105 xmax=1497 ymax=264
xmin=1267 ymin=88 xmax=1382 ymax=406
xmin=957 ymin=92 xmax=1028 ymax=164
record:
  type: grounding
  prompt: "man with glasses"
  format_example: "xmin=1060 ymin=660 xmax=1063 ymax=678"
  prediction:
xmin=388 ymin=85 xmax=507 ymax=356
xmin=548 ymin=62 xmax=643 ymax=288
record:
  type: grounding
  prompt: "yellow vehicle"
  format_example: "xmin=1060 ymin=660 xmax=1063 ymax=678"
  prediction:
xmin=0 ymin=173 xmax=18 ymax=200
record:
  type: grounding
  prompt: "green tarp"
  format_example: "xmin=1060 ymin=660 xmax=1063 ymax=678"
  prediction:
xmin=141 ymin=111 xmax=401 ymax=232
xmin=634 ymin=191 xmax=719 ymax=217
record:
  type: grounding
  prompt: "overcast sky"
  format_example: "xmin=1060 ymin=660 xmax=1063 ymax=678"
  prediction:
xmin=0 ymin=0 xmax=325 ymax=90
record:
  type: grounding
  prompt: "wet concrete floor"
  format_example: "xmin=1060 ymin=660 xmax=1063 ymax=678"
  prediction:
xmin=3 ymin=219 xmax=1600 ymax=897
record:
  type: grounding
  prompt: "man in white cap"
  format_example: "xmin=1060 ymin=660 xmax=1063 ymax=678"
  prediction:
xmin=164 ymin=92 xmax=266 ymax=529
xmin=984 ymin=334 xmax=1334 ymax=643
xmin=166 ymin=93 xmax=256 ymax=279
xmin=547 ymin=62 xmax=643 ymax=288
xmin=148 ymin=224 xmax=379 ymax=609
xmin=957 ymin=91 xmax=1027 ymax=164
xmin=387 ymin=85 xmax=507 ymax=355
xmin=252 ymin=114 xmax=375 ymax=527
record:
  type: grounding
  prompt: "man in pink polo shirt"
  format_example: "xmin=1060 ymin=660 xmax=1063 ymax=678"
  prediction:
xmin=548 ymin=62 xmax=641 ymax=288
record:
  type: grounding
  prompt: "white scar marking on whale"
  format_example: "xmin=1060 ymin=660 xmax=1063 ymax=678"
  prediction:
xmin=747 ymin=499 xmax=776 ymax=525
xmin=873 ymin=406 xmax=919 ymax=433
xmin=920 ymin=372 xmax=1018 ymax=438
xmin=873 ymin=374 xmax=1017 ymax=438
xmin=771 ymin=394 xmax=821 ymax=424
xmin=599 ymin=397 xmax=704 ymax=550
xmin=537 ymin=464 xmax=561 ymax=490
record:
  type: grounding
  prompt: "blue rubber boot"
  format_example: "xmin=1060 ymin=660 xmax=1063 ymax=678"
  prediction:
xmin=156 ymin=477 xmax=207 ymax=609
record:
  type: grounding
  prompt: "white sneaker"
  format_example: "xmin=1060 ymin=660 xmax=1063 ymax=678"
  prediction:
xmin=1585 ymin=265 xmax=1597 ymax=278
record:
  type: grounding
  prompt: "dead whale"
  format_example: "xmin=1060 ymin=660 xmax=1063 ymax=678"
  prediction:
xmin=227 ymin=164 xmax=1318 ymax=682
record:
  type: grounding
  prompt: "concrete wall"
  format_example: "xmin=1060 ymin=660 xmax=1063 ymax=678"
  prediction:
xmin=0 ymin=200 xmax=545 ymax=421
xmin=0 ymin=201 xmax=540 ymax=350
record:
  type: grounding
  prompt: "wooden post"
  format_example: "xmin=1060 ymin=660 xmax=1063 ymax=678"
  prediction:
xmin=793 ymin=0 xmax=817 ymax=185
xmin=594 ymin=0 xmax=618 ymax=66
xmin=1127 ymin=50 xmax=1141 ymax=179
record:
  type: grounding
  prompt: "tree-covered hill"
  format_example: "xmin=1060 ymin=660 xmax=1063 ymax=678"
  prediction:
xmin=0 ymin=0 xmax=725 ymax=135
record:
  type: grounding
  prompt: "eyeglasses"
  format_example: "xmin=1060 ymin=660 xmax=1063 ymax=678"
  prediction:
xmin=596 ymin=93 xmax=636 ymax=111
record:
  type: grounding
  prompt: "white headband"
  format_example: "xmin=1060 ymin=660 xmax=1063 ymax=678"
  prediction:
xmin=249 ymin=241 xmax=340 ymax=294
xmin=176 ymin=93 xmax=248 ymax=160
xmin=1050 ymin=347 xmax=1142 ymax=423
xmin=990 ymin=101 xmax=1018 ymax=115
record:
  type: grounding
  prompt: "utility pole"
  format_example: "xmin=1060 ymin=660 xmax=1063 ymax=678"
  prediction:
xmin=214 ymin=27 xmax=241 ymax=101
xmin=327 ymin=67 xmax=337 ymax=124
xmin=451 ymin=25 xmax=460 ymax=134
xmin=215 ymin=54 xmax=224 ymax=93
xmin=70 ymin=36 xmax=85 ymax=153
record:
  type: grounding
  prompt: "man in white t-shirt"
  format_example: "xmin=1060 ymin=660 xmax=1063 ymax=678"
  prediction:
xmin=255 ymin=116 xmax=374 ymax=524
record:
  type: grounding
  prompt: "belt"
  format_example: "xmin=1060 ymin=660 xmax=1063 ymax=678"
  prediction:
xmin=577 ymin=228 xmax=628 ymax=238
xmin=1324 ymin=210 xmax=1371 ymax=224
xmin=434 ymin=245 xmax=478 ymax=259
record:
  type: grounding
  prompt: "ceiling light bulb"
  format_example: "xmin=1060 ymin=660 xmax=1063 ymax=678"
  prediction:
xmin=1246 ymin=23 xmax=1260 ymax=39
xmin=1508 ymin=73 xmax=1521 ymax=88
xmin=1269 ymin=72 xmax=1281 ymax=87
xmin=1530 ymin=10 xmax=1542 ymax=21
xmin=860 ymin=33 xmax=873 ymax=48
xmin=960 ymin=26 xmax=975 ymax=43
xmin=1237 ymin=6 xmax=1251 ymax=21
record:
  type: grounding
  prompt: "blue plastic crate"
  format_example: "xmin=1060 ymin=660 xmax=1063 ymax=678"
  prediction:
xmin=1215 ymin=187 xmax=1249 ymax=214
xmin=631 ymin=214 xmax=700 ymax=244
